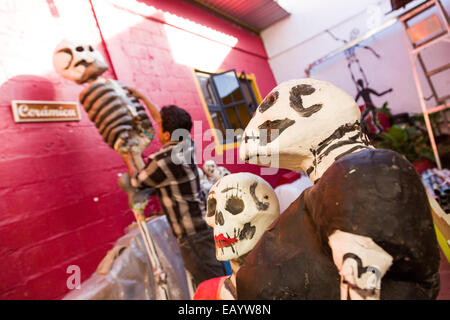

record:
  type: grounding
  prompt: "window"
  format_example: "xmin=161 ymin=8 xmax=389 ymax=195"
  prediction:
xmin=195 ymin=69 xmax=260 ymax=148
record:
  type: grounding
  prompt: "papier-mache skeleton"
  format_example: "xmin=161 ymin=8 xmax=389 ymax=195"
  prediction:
xmin=53 ymin=40 xmax=172 ymax=299
xmin=203 ymin=160 xmax=231 ymax=184
xmin=197 ymin=160 xmax=230 ymax=204
xmin=237 ymin=78 xmax=441 ymax=300
xmin=194 ymin=173 xmax=280 ymax=300
xmin=53 ymin=40 xmax=155 ymax=170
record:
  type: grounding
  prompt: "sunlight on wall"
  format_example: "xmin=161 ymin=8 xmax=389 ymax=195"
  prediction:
xmin=163 ymin=12 xmax=238 ymax=72
xmin=90 ymin=0 xmax=157 ymax=39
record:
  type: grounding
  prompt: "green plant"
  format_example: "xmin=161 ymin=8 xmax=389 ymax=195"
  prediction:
xmin=375 ymin=124 xmax=436 ymax=164
xmin=378 ymin=101 xmax=392 ymax=117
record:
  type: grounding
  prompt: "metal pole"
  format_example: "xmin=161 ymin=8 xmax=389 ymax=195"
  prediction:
xmin=117 ymin=174 xmax=170 ymax=300
xmin=132 ymin=203 xmax=171 ymax=300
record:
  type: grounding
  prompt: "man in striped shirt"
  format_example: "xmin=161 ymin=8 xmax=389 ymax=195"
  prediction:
xmin=121 ymin=90 xmax=227 ymax=287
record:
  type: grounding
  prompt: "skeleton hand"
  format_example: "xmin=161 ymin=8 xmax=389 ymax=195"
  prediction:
xmin=328 ymin=230 xmax=393 ymax=300
xmin=126 ymin=86 xmax=144 ymax=100
xmin=117 ymin=173 xmax=155 ymax=209
xmin=115 ymin=132 xmax=152 ymax=154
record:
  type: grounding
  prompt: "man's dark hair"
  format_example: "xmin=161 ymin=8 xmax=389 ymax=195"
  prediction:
xmin=160 ymin=105 xmax=193 ymax=138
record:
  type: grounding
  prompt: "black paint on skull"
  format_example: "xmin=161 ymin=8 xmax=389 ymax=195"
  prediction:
xmin=221 ymin=186 xmax=240 ymax=193
xmin=289 ymin=84 xmax=323 ymax=117
xmin=316 ymin=121 xmax=365 ymax=155
xmin=305 ymin=121 xmax=372 ymax=177
xmin=57 ymin=48 xmax=74 ymax=69
xmin=207 ymin=197 xmax=217 ymax=217
xmin=239 ymin=223 xmax=256 ymax=240
xmin=257 ymin=118 xmax=295 ymax=145
xmin=225 ymin=196 xmax=245 ymax=215
xmin=216 ymin=210 xmax=225 ymax=226
xmin=249 ymin=182 xmax=269 ymax=211
xmin=258 ymin=91 xmax=279 ymax=113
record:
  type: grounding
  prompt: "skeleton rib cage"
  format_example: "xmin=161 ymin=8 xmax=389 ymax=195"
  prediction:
xmin=79 ymin=79 xmax=153 ymax=148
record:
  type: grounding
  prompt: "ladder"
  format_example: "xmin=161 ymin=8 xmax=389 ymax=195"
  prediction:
xmin=400 ymin=0 xmax=450 ymax=169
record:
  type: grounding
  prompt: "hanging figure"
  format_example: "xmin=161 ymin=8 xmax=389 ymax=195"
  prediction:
xmin=237 ymin=78 xmax=441 ymax=300
xmin=355 ymin=78 xmax=393 ymax=135
xmin=326 ymin=28 xmax=381 ymax=91
xmin=52 ymin=39 xmax=158 ymax=168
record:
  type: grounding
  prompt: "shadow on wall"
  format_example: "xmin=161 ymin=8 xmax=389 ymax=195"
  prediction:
xmin=0 ymin=75 xmax=56 ymax=104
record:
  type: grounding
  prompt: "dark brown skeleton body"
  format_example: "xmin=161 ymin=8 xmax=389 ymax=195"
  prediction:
xmin=237 ymin=149 xmax=441 ymax=299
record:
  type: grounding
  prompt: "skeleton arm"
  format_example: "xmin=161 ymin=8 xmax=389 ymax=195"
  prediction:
xmin=372 ymin=88 xmax=393 ymax=96
xmin=111 ymin=87 xmax=161 ymax=180
xmin=328 ymin=230 xmax=393 ymax=300
xmin=361 ymin=45 xmax=381 ymax=59
xmin=325 ymin=30 xmax=347 ymax=44
xmin=126 ymin=87 xmax=161 ymax=125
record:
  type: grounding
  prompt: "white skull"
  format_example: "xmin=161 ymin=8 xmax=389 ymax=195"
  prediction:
xmin=206 ymin=173 xmax=280 ymax=261
xmin=203 ymin=160 xmax=230 ymax=183
xmin=53 ymin=39 xmax=108 ymax=84
xmin=203 ymin=160 xmax=218 ymax=177
xmin=239 ymin=78 xmax=361 ymax=172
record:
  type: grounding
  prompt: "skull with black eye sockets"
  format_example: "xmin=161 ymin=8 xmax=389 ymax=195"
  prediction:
xmin=206 ymin=172 xmax=280 ymax=261
xmin=53 ymin=39 xmax=108 ymax=84
xmin=239 ymin=78 xmax=362 ymax=172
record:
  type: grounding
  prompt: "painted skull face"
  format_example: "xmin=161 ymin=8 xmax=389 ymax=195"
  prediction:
xmin=203 ymin=160 xmax=218 ymax=177
xmin=203 ymin=160 xmax=230 ymax=183
xmin=239 ymin=78 xmax=361 ymax=171
xmin=53 ymin=39 xmax=108 ymax=84
xmin=206 ymin=173 xmax=280 ymax=261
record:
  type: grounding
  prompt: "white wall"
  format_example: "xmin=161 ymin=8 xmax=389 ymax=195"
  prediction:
xmin=262 ymin=0 xmax=450 ymax=115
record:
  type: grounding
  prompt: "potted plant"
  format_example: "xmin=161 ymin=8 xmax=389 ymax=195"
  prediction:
xmin=375 ymin=124 xmax=436 ymax=174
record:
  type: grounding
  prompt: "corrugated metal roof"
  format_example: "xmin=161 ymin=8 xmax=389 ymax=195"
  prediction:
xmin=188 ymin=0 xmax=290 ymax=33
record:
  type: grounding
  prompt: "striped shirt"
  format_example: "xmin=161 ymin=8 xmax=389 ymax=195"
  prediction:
xmin=133 ymin=138 xmax=209 ymax=240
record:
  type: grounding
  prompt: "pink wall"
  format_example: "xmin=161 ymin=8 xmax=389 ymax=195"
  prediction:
xmin=0 ymin=0 xmax=280 ymax=299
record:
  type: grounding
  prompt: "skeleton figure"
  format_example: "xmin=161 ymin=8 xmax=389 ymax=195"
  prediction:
xmin=326 ymin=28 xmax=380 ymax=91
xmin=203 ymin=160 xmax=231 ymax=184
xmin=53 ymin=40 xmax=173 ymax=299
xmin=195 ymin=173 xmax=279 ymax=300
xmin=237 ymin=78 xmax=441 ymax=300
xmin=53 ymin=40 xmax=154 ymax=168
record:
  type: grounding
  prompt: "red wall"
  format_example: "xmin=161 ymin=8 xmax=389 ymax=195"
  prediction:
xmin=0 ymin=0 xmax=280 ymax=299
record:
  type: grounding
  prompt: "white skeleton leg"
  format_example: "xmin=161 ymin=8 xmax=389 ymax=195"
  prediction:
xmin=328 ymin=230 xmax=393 ymax=300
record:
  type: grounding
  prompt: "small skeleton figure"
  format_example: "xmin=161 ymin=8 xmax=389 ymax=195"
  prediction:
xmin=237 ymin=78 xmax=440 ymax=300
xmin=355 ymin=79 xmax=393 ymax=135
xmin=53 ymin=39 xmax=156 ymax=171
xmin=197 ymin=167 xmax=213 ymax=207
xmin=202 ymin=160 xmax=231 ymax=184
xmin=194 ymin=173 xmax=280 ymax=300
xmin=198 ymin=167 xmax=212 ymax=192
xmin=326 ymin=28 xmax=381 ymax=91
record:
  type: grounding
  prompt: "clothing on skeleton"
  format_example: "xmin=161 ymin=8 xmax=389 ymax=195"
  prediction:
xmin=236 ymin=148 xmax=440 ymax=300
